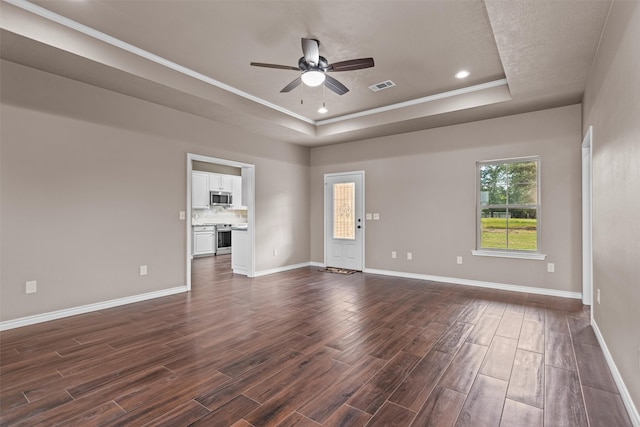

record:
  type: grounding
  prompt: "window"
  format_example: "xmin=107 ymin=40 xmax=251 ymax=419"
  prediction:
xmin=476 ymin=157 xmax=541 ymax=256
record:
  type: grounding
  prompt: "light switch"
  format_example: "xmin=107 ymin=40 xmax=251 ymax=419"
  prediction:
xmin=179 ymin=211 xmax=186 ymax=220
xmin=373 ymin=213 xmax=380 ymax=220
xmin=365 ymin=213 xmax=372 ymax=220
xmin=26 ymin=280 xmax=37 ymax=294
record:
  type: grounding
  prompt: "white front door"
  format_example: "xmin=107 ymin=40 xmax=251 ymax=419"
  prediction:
xmin=324 ymin=172 xmax=364 ymax=270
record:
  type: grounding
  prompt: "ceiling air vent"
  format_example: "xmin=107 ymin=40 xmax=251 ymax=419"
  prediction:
xmin=369 ymin=80 xmax=396 ymax=92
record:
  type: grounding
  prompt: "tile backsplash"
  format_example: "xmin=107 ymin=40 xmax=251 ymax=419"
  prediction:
xmin=192 ymin=206 xmax=247 ymax=225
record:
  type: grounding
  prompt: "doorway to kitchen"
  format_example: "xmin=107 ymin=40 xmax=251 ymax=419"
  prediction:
xmin=186 ymin=153 xmax=255 ymax=290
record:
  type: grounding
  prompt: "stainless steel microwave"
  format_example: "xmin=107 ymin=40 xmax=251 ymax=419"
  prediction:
xmin=210 ymin=191 xmax=232 ymax=207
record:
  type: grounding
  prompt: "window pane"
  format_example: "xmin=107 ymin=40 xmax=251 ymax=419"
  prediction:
xmin=333 ymin=182 xmax=355 ymax=240
xmin=508 ymin=182 xmax=538 ymax=205
xmin=507 ymin=161 xmax=537 ymax=205
xmin=480 ymin=209 xmax=507 ymax=249
xmin=480 ymin=164 xmax=507 ymax=206
xmin=507 ymin=161 xmax=537 ymax=184
xmin=506 ymin=209 xmax=537 ymax=251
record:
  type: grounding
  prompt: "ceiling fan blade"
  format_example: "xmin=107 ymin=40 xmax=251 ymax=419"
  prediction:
xmin=280 ymin=77 xmax=302 ymax=93
xmin=324 ymin=75 xmax=349 ymax=95
xmin=328 ymin=58 xmax=375 ymax=72
xmin=301 ymin=38 xmax=320 ymax=66
xmin=250 ymin=62 xmax=300 ymax=71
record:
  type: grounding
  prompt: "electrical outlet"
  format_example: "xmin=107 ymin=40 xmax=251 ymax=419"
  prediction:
xmin=391 ymin=251 xmax=397 ymax=259
xmin=273 ymin=249 xmax=277 ymax=257
xmin=597 ymin=288 xmax=601 ymax=304
xmin=25 ymin=280 xmax=37 ymax=294
xmin=365 ymin=213 xmax=372 ymax=220
xmin=373 ymin=213 xmax=380 ymax=220
xmin=179 ymin=211 xmax=186 ymax=220
xmin=547 ymin=263 xmax=555 ymax=273
xmin=139 ymin=265 xmax=148 ymax=276
xmin=457 ymin=256 xmax=463 ymax=265
xmin=407 ymin=252 xmax=412 ymax=260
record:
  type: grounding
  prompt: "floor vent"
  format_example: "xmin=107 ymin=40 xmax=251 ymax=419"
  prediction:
xmin=369 ymin=80 xmax=396 ymax=92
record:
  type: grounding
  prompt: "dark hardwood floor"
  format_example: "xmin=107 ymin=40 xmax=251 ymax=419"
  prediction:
xmin=0 ymin=255 xmax=633 ymax=426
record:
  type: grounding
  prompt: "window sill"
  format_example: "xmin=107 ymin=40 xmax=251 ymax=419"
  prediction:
xmin=471 ymin=250 xmax=547 ymax=260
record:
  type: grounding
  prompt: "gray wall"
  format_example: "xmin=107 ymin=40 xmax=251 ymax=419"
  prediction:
xmin=192 ymin=160 xmax=241 ymax=176
xmin=0 ymin=60 xmax=310 ymax=321
xmin=582 ymin=1 xmax=640 ymax=411
xmin=311 ymin=105 xmax=582 ymax=293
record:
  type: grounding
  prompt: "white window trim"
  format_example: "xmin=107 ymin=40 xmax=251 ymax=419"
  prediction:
xmin=475 ymin=156 xmax=544 ymax=258
xmin=471 ymin=249 xmax=546 ymax=260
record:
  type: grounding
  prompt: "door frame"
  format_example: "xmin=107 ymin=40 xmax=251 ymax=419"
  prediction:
xmin=323 ymin=171 xmax=365 ymax=270
xmin=582 ymin=126 xmax=593 ymax=306
xmin=186 ymin=153 xmax=256 ymax=290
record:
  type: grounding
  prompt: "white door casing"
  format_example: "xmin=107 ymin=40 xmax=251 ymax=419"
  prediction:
xmin=324 ymin=171 xmax=365 ymax=270
xmin=187 ymin=153 xmax=256 ymax=290
xmin=582 ymin=126 xmax=593 ymax=306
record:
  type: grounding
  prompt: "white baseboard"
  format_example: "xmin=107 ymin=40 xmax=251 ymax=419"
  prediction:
xmin=2 ymin=266 xmax=581 ymax=330
xmin=363 ymin=268 xmax=582 ymax=299
xmin=592 ymin=320 xmax=640 ymax=427
xmin=253 ymin=262 xmax=313 ymax=277
xmin=0 ymin=286 xmax=188 ymax=331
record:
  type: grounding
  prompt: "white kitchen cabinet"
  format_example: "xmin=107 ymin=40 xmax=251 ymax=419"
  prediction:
xmin=231 ymin=229 xmax=248 ymax=275
xmin=192 ymin=172 xmax=210 ymax=209
xmin=193 ymin=226 xmax=216 ymax=256
xmin=209 ymin=173 xmax=234 ymax=192
xmin=231 ymin=175 xmax=243 ymax=208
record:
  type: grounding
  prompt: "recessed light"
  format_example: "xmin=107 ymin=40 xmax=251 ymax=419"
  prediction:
xmin=455 ymin=70 xmax=470 ymax=79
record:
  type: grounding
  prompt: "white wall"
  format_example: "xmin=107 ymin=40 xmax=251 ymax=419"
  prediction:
xmin=582 ymin=0 xmax=640 ymax=415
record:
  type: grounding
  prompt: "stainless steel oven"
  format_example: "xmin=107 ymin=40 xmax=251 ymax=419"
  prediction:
xmin=215 ymin=224 xmax=232 ymax=255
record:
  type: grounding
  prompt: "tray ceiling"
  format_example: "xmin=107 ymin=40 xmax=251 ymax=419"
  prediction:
xmin=0 ymin=0 xmax=611 ymax=146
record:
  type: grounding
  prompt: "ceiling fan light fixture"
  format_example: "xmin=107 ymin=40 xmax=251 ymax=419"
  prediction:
xmin=301 ymin=70 xmax=326 ymax=87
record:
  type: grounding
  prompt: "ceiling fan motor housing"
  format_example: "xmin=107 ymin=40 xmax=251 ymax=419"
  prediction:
xmin=298 ymin=56 xmax=329 ymax=71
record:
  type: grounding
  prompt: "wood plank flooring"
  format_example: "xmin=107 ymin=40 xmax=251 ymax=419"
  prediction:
xmin=0 ymin=255 xmax=633 ymax=426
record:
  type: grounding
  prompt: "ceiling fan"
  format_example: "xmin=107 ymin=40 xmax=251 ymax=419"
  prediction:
xmin=250 ymin=38 xmax=374 ymax=95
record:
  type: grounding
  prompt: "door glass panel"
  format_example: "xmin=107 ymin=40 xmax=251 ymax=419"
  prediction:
xmin=333 ymin=182 xmax=355 ymax=240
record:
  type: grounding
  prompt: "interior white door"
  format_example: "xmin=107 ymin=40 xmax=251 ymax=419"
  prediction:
xmin=324 ymin=172 xmax=364 ymax=270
